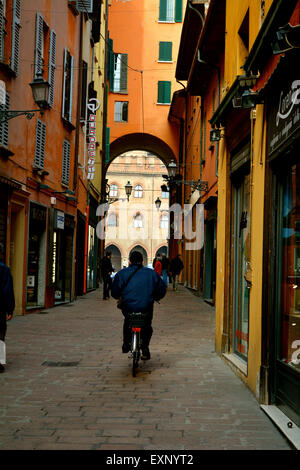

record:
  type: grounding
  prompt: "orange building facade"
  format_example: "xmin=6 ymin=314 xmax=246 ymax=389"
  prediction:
xmin=0 ymin=0 xmax=105 ymax=314
xmin=106 ymin=0 xmax=187 ymax=185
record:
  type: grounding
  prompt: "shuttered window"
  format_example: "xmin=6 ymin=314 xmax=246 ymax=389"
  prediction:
xmin=159 ymin=0 xmax=182 ymax=22
xmin=48 ymin=29 xmax=56 ymax=108
xmin=62 ymin=139 xmax=71 ymax=186
xmin=105 ymin=126 xmax=110 ymax=163
xmin=35 ymin=12 xmax=44 ymax=77
xmin=114 ymin=101 xmax=128 ymax=122
xmin=113 ymin=53 xmax=128 ymax=93
xmin=107 ymin=37 xmax=114 ymax=91
xmin=0 ymin=0 xmax=22 ymax=73
xmin=159 ymin=41 xmax=172 ymax=61
xmin=62 ymin=48 xmax=74 ymax=122
xmin=0 ymin=0 xmax=5 ymax=62
xmin=76 ymin=0 xmax=93 ymax=13
xmin=34 ymin=119 xmax=46 ymax=169
xmin=11 ymin=0 xmax=21 ymax=74
xmin=157 ymin=81 xmax=171 ymax=104
xmin=0 ymin=91 xmax=9 ymax=148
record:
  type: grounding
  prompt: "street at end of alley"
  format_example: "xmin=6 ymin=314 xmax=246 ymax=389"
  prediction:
xmin=0 ymin=285 xmax=293 ymax=453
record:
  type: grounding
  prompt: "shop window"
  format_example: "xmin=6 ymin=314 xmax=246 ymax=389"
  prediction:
xmin=62 ymin=48 xmax=74 ymax=122
xmin=26 ymin=203 xmax=47 ymax=307
xmin=158 ymin=41 xmax=172 ymax=62
xmin=157 ymin=81 xmax=171 ymax=104
xmin=232 ymin=172 xmax=250 ymax=361
xmin=134 ymin=185 xmax=143 ymax=198
xmin=35 ymin=12 xmax=56 ymax=107
xmin=279 ymin=162 xmax=300 ymax=369
xmin=114 ymin=101 xmax=128 ymax=122
xmin=159 ymin=0 xmax=183 ymax=22
xmin=34 ymin=119 xmax=46 ymax=170
xmin=62 ymin=139 xmax=71 ymax=186
xmin=0 ymin=0 xmax=21 ymax=75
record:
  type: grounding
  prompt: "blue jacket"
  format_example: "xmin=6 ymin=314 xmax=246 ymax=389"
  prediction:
xmin=111 ymin=263 xmax=166 ymax=313
xmin=0 ymin=262 xmax=15 ymax=314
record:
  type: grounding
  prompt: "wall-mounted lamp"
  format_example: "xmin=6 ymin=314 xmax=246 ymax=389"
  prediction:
xmin=0 ymin=73 xmax=50 ymax=124
xmin=125 ymin=181 xmax=133 ymax=201
xmin=162 ymin=160 xmax=208 ymax=192
xmin=155 ymin=197 xmax=162 ymax=210
xmin=272 ymin=23 xmax=300 ymax=54
xmin=232 ymin=74 xmax=260 ymax=109
xmin=210 ymin=127 xmax=225 ymax=142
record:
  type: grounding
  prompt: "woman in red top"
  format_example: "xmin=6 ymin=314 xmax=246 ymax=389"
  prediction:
xmin=154 ymin=256 xmax=162 ymax=277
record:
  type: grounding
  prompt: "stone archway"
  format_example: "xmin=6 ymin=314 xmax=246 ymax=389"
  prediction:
xmin=106 ymin=133 xmax=177 ymax=170
xmin=129 ymin=245 xmax=148 ymax=267
xmin=105 ymin=244 xmax=122 ymax=272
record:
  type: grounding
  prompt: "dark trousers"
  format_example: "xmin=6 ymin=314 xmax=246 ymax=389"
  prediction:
xmin=122 ymin=306 xmax=153 ymax=349
xmin=103 ymin=275 xmax=112 ymax=299
xmin=0 ymin=313 xmax=7 ymax=342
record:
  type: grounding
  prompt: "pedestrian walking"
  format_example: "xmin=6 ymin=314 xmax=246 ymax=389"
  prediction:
xmin=111 ymin=251 xmax=166 ymax=360
xmin=101 ymin=251 xmax=113 ymax=300
xmin=153 ymin=255 xmax=162 ymax=277
xmin=169 ymin=253 xmax=184 ymax=291
xmin=161 ymin=253 xmax=169 ymax=287
xmin=0 ymin=243 xmax=15 ymax=373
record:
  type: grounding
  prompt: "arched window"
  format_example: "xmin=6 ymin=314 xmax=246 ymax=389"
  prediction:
xmin=160 ymin=213 xmax=169 ymax=229
xmin=109 ymin=184 xmax=118 ymax=197
xmin=134 ymin=185 xmax=143 ymax=198
xmin=134 ymin=213 xmax=143 ymax=228
xmin=107 ymin=213 xmax=118 ymax=227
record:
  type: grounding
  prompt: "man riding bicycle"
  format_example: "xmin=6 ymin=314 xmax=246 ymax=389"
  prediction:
xmin=111 ymin=251 xmax=166 ymax=360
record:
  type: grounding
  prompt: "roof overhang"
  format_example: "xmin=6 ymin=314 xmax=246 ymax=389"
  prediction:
xmin=187 ymin=0 xmax=226 ymax=96
xmin=176 ymin=1 xmax=206 ymax=81
xmin=168 ymin=89 xmax=186 ymax=123
xmin=243 ymin=0 xmax=299 ymax=75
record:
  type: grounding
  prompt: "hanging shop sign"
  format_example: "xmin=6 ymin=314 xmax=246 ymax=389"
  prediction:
xmin=54 ymin=210 xmax=65 ymax=230
xmin=267 ymin=61 xmax=300 ymax=158
xmin=87 ymin=98 xmax=101 ymax=181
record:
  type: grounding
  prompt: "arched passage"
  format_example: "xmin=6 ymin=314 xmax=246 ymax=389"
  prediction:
xmin=105 ymin=244 xmax=122 ymax=272
xmin=129 ymin=245 xmax=148 ymax=267
xmin=106 ymin=133 xmax=177 ymax=170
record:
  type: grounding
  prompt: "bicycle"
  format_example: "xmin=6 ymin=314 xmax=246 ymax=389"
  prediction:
xmin=128 ymin=312 xmax=147 ymax=377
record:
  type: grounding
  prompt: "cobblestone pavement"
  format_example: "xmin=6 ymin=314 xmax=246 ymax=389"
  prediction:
xmin=0 ymin=285 xmax=292 ymax=450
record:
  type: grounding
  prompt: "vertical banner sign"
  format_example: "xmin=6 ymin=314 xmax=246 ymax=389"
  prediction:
xmin=87 ymin=98 xmax=100 ymax=181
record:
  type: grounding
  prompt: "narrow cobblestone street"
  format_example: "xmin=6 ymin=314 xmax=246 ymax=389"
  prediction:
xmin=0 ymin=285 xmax=292 ymax=451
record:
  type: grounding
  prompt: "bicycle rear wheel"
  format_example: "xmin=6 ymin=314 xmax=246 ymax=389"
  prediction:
xmin=131 ymin=331 xmax=140 ymax=377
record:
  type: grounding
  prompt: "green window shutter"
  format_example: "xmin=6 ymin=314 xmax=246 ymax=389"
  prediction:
xmin=159 ymin=41 xmax=172 ymax=61
xmin=159 ymin=0 xmax=167 ymax=21
xmin=105 ymin=127 xmax=110 ymax=163
xmin=108 ymin=37 xmax=114 ymax=91
xmin=175 ymin=0 xmax=183 ymax=22
xmin=119 ymin=53 xmax=128 ymax=93
xmin=158 ymin=81 xmax=171 ymax=104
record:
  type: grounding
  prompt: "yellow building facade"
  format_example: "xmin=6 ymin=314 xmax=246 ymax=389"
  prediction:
xmin=211 ymin=0 xmax=300 ymax=434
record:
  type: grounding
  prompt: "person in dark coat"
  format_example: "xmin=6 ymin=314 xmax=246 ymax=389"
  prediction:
xmin=169 ymin=254 xmax=184 ymax=291
xmin=101 ymin=251 xmax=113 ymax=300
xmin=111 ymin=251 xmax=166 ymax=360
xmin=0 ymin=243 xmax=15 ymax=373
